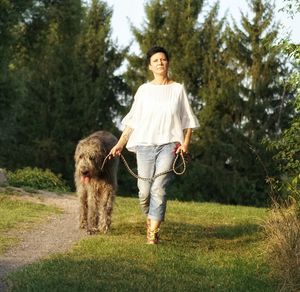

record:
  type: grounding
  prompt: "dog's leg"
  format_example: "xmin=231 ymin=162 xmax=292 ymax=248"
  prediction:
xmin=98 ymin=184 xmax=115 ymax=233
xmin=105 ymin=190 xmax=115 ymax=231
xmin=87 ymin=189 xmax=99 ymax=234
xmin=78 ymin=186 xmax=88 ymax=229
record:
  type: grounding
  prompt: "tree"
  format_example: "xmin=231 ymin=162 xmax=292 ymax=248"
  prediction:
xmin=10 ymin=0 xmax=84 ymax=179
xmin=221 ymin=0 xmax=295 ymax=204
xmin=264 ymin=1 xmax=300 ymax=197
xmin=0 ymin=0 xmax=33 ymax=167
xmin=78 ymin=0 xmax=131 ymax=193
xmin=185 ymin=3 xmax=250 ymax=204
xmin=77 ymin=0 xmax=128 ymax=136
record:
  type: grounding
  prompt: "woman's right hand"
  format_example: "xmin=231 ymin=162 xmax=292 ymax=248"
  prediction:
xmin=109 ymin=144 xmax=123 ymax=158
xmin=109 ymin=126 xmax=132 ymax=158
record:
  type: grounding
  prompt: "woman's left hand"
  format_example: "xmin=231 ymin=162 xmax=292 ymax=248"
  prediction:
xmin=176 ymin=144 xmax=188 ymax=154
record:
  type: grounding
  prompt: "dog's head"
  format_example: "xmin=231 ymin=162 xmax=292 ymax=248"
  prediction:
xmin=75 ymin=137 xmax=107 ymax=184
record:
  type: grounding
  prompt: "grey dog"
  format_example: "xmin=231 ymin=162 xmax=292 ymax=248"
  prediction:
xmin=74 ymin=131 xmax=118 ymax=234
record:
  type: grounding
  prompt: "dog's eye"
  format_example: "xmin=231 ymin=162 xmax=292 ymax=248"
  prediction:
xmin=79 ymin=154 xmax=83 ymax=159
xmin=89 ymin=156 xmax=95 ymax=161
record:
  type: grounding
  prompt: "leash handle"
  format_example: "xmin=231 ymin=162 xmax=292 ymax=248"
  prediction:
xmin=171 ymin=151 xmax=187 ymax=175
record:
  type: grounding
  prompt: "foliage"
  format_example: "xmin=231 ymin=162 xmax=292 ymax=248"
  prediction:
xmin=222 ymin=0 xmax=294 ymax=205
xmin=0 ymin=0 xmax=84 ymax=177
xmin=7 ymin=197 xmax=277 ymax=291
xmin=7 ymin=167 xmax=70 ymax=192
xmin=263 ymin=15 xmax=300 ymax=198
xmin=280 ymin=0 xmax=300 ymax=16
xmin=0 ymin=0 xmax=127 ymax=186
xmin=0 ymin=0 xmax=32 ymax=119
xmin=77 ymin=0 xmax=129 ymax=134
xmin=193 ymin=3 xmax=256 ymax=205
xmin=0 ymin=0 xmax=32 ymax=171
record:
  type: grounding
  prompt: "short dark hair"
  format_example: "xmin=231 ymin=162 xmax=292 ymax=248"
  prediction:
xmin=146 ymin=46 xmax=170 ymax=65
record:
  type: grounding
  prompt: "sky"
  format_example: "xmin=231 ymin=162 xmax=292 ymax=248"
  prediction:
xmin=105 ymin=0 xmax=300 ymax=53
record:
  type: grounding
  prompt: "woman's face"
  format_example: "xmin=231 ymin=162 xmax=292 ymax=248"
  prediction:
xmin=148 ymin=52 xmax=169 ymax=76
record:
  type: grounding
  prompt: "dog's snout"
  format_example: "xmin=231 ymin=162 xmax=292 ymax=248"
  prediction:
xmin=81 ymin=170 xmax=89 ymax=176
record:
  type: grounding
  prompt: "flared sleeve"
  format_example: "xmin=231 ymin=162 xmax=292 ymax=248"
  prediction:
xmin=180 ymin=85 xmax=200 ymax=129
xmin=121 ymin=87 xmax=141 ymax=129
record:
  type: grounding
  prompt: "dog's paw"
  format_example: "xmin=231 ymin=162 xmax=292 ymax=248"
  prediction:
xmin=79 ymin=221 xmax=87 ymax=229
xmin=98 ymin=225 xmax=109 ymax=234
xmin=87 ymin=228 xmax=99 ymax=235
xmin=100 ymin=226 xmax=109 ymax=234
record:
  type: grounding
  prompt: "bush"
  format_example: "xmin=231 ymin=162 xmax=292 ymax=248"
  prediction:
xmin=7 ymin=167 xmax=70 ymax=192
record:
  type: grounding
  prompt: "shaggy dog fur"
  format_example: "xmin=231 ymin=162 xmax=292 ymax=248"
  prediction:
xmin=74 ymin=131 xmax=118 ymax=234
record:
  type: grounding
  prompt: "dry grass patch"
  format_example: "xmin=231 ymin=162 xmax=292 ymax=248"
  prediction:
xmin=264 ymin=199 xmax=300 ymax=291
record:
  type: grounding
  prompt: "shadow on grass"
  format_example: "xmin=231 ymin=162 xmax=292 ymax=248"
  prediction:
xmin=7 ymin=248 xmax=275 ymax=292
xmin=112 ymin=220 xmax=263 ymax=248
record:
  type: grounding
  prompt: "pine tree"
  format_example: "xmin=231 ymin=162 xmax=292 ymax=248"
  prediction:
xmin=0 ymin=0 xmax=33 ymax=167
xmin=187 ymin=3 xmax=249 ymax=204
xmin=78 ymin=0 xmax=128 ymax=135
xmin=14 ymin=0 xmax=85 ymax=178
xmin=223 ymin=0 xmax=294 ymax=204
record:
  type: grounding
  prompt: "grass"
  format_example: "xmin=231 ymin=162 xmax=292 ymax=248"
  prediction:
xmin=264 ymin=200 xmax=300 ymax=291
xmin=0 ymin=192 xmax=61 ymax=254
xmin=6 ymin=196 xmax=278 ymax=291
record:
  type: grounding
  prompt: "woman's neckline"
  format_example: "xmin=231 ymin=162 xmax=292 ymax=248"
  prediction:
xmin=148 ymin=80 xmax=175 ymax=86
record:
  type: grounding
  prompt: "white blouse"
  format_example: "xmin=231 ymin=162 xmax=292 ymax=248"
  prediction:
xmin=122 ymin=82 xmax=199 ymax=152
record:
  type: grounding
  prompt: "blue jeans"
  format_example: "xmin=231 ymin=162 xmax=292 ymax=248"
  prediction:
xmin=136 ymin=142 xmax=176 ymax=221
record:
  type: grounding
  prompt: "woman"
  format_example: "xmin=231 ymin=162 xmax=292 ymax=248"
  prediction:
xmin=109 ymin=46 xmax=199 ymax=244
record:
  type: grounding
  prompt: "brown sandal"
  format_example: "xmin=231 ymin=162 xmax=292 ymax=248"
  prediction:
xmin=147 ymin=227 xmax=160 ymax=245
xmin=146 ymin=218 xmax=151 ymax=237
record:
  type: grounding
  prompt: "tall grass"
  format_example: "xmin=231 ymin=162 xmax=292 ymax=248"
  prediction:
xmin=7 ymin=197 xmax=277 ymax=291
xmin=264 ymin=198 xmax=300 ymax=291
xmin=254 ymin=132 xmax=300 ymax=290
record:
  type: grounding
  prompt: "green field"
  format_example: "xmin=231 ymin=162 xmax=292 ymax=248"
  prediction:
xmin=4 ymin=195 xmax=277 ymax=291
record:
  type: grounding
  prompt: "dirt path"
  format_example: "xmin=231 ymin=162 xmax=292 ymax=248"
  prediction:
xmin=0 ymin=190 xmax=87 ymax=291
